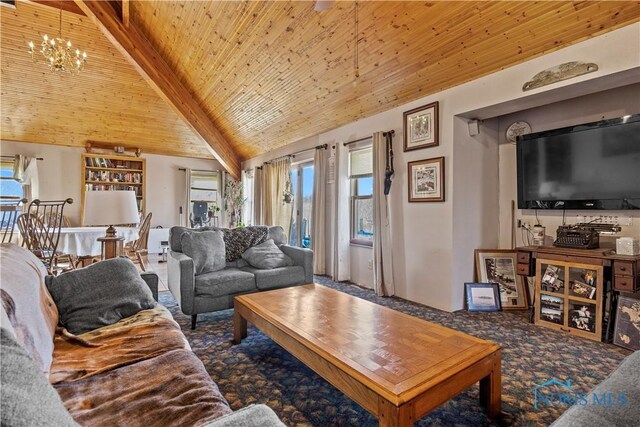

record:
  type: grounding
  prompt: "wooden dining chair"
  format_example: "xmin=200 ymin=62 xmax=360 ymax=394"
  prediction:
xmin=19 ymin=198 xmax=75 ymax=275
xmin=126 ymin=212 xmax=152 ymax=271
xmin=1 ymin=197 xmax=27 ymax=244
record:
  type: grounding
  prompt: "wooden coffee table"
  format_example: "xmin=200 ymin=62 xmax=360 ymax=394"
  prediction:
xmin=233 ymin=284 xmax=501 ymax=426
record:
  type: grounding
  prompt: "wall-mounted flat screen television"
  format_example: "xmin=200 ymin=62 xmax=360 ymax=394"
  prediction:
xmin=517 ymin=114 xmax=640 ymax=210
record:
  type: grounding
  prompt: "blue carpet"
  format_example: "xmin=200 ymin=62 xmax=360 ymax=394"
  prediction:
xmin=159 ymin=277 xmax=630 ymax=426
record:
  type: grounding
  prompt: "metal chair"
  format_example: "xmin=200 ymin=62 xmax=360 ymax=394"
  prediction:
xmin=0 ymin=197 xmax=27 ymax=243
xmin=125 ymin=212 xmax=152 ymax=271
xmin=40 ymin=211 xmax=72 ymax=228
xmin=19 ymin=198 xmax=74 ymax=275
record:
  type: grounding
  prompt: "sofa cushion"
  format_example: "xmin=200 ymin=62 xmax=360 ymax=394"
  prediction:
xmin=203 ymin=404 xmax=285 ymax=427
xmin=169 ymin=226 xmax=220 ymax=252
xmin=45 ymin=258 xmax=156 ymax=335
xmin=195 ymin=268 xmax=256 ymax=298
xmin=181 ymin=230 xmax=226 ymax=275
xmin=241 ymin=266 xmax=305 ymax=290
xmin=241 ymin=239 xmax=294 ymax=270
xmin=1 ymin=328 xmax=78 ymax=427
xmin=222 ymin=226 xmax=268 ymax=262
xmin=0 ymin=243 xmax=58 ymax=375
xmin=54 ymin=349 xmax=232 ymax=426
xmin=550 ymin=350 xmax=640 ymax=427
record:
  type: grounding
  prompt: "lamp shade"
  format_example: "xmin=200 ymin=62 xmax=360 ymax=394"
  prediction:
xmin=83 ymin=191 xmax=139 ymax=226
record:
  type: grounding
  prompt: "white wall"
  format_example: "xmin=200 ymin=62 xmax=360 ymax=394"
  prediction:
xmin=0 ymin=140 xmax=222 ymax=227
xmin=242 ymin=23 xmax=640 ymax=312
xmin=497 ymin=83 xmax=640 ymax=248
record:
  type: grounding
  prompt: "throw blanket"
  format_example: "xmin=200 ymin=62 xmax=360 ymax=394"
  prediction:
xmin=223 ymin=226 xmax=268 ymax=261
xmin=54 ymin=349 xmax=232 ymax=427
xmin=50 ymin=305 xmax=189 ymax=384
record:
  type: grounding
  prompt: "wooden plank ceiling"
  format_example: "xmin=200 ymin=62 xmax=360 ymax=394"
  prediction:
xmin=2 ymin=1 xmax=639 ymax=163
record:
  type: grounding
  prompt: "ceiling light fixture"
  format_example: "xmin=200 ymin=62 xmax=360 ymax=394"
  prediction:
xmin=354 ymin=1 xmax=360 ymax=79
xmin=28 ymin=8 xmax=87 ymax=74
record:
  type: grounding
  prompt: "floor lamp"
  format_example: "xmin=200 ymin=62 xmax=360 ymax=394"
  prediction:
xmin=84 ymin=191 xmax=140 ymax=260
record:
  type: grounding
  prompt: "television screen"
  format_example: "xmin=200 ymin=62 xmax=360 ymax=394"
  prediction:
xmin=517 ymin=115 xmax=640 ymax=210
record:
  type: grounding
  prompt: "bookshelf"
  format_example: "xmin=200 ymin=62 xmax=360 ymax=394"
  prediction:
xmin=81 ymin=153 xmax=146 ymax=224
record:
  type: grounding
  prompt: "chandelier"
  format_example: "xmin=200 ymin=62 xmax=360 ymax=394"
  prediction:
xmin=28 ymin=9 xmax=87 ymax=74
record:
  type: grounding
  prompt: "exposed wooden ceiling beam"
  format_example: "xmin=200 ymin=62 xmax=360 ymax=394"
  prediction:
xmin=73 ymin=0 xmax=241 ymax=178
xmin=27 ymin=0 xmax=84 ymax=16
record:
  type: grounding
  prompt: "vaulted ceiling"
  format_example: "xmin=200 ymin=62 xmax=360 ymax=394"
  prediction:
xmin=2 ymin=1 xmax=639 ymax=174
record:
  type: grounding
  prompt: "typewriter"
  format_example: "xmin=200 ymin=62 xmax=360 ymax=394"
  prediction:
xmin=554 ymin=223 xmax=621 ymax=249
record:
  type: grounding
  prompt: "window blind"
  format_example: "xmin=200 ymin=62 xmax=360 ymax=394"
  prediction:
xmin=349 ymin=147 xmax=372 ymax=178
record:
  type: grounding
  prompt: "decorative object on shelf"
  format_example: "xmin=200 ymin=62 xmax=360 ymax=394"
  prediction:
xmin=613 ymin=296 xmax=640 ymax=351
xmin=506 ymin=121 xmax=532 ymax=143
xmin=83 ymin=191 xmax=140 ymax=260
xmin=27 ymin=8 xmax=87 ymax=74
xmin=408 ymin=156 xmax=444 ymax=202
xmin=522 ymin=61 xmax=598 ymax=92
xmin=282 ymin=179 xmax=294 ymax=204
xmin=465 ymin=283 xmax=502 ymax=312
xmin=475 ymin=249 xmax=528 ymax=310
xmin=403 ymin=101 xmax=439 ymax=151
xmin=85 ymin=142 xmax=142 ymax=157
xmin=223 ymin=176 xmax=245 ymax=228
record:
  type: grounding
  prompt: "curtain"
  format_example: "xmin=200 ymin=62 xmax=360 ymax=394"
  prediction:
xmin=253 ymin=166 xmax=263 ymax=225
xmin=262 ymin=158 xmax=292 ymax=233
xmin=372 ymin=132 xmax=395 ymax=296
xmin=332 ymin=143 xmax=351 ymax=281
xmin=17 ymin=156 xmax=39 ymax=203
xmin=311 ymin=148 xmax=327 ymax=274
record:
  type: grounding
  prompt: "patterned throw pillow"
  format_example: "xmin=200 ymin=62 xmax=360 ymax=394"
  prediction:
xmin=222 ymin=226 xmax=268 ymax=262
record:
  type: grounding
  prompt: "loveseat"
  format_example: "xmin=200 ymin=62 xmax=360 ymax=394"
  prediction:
xmin=168 ymin=225 xmax=313 ymax=329
xmin=0 ymin=243 xmax=284 ymax=427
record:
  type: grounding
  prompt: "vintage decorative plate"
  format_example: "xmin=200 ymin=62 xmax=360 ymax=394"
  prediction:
xmin=506 ymin=121 xmax=532 ymax=143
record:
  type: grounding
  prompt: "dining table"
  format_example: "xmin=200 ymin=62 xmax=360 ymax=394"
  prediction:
xmin=57 ymin=226 xmax=139 ymax=257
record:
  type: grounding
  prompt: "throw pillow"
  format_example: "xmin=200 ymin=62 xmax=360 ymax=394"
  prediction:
xmin=0 ymin=328 xmax=78 ymax=427
xmin=241 ymin=239 xmax=294 ymax=270
xmin=0 ymin=244 xmax=58 ymax=375
xmin=223 ymin=226 xmax=268 ymax=262
xmin=45 ymin=258 xmax=156 ymax=335
xmin=181 ymin=230 xmax=226 ymax=275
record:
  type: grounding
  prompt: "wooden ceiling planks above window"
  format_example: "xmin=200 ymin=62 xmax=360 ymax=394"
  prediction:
xmin=2 ymin=1 xmax=639 ymax=163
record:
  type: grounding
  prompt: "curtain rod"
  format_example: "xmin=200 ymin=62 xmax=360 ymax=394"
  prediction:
xmin=343 ymin=136 xmax=372 ymax=147
xmin=263 ymin=143 xmax=328 ymax=165
xmin=0 ymin=155 xmax=44 ymax=160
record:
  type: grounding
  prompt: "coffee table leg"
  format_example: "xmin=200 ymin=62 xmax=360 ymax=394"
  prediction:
xmin=378 ymin=397 xmax=414 ymax=427
xmin=479 ymin=350 xmax=502 ymax=419
xmin=233 ymin=308 xmax=247 ymax=344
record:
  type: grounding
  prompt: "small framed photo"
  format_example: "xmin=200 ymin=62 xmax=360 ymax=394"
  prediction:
xmin=613 ymin=296 xmax=640 ymax=351
xmin=403 ymin=101 xmax=439 ymax=151
xmin=408 ymin=156 xmax=444 ymax=202
xmin=475 ymin=249 xmax=529 ymax=310
xmin=465 ymin=283 xmax=502 ymax=312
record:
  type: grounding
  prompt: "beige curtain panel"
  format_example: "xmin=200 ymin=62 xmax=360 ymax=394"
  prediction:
xmin=312 ymin=148 xmax=327 ymax=274
xmin=262 ymin=158 xmax=293 ymax=234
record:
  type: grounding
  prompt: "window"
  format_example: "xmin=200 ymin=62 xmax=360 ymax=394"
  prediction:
xmin=1 ymin=159 xmax=25 ymax=236
xmin=349 ymin=146 xmax=373 ymax=246
xmin=242 ymin=170 xmax=254 ymax=226
xmin=289 ymin=161 xmax=314 ymax=248
xmin=188 ymin=171 xmax=220 ymax=228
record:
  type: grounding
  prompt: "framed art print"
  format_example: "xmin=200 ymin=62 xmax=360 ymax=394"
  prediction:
xmin=465 ymin=283 xmax=501 ymax=312
xmin=613 ymin=296 xmax=640 ymax=351
xmin=475 ymin=249 xmax=529 ymax=310
xmin=408 ymin=156 xmax=444 ymax=202
xmin=403 ymin=101 xmax=439 ymax=151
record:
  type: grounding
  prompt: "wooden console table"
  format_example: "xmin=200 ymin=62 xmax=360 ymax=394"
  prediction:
xmin=516 ymin=245 xmax=640 ymax=342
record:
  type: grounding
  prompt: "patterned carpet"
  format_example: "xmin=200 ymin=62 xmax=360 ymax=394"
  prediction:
xmin=159 ymin=276 xmax=631 ymax=427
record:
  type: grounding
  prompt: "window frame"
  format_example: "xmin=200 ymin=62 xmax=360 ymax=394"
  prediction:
xmin=350 ymin=174 xmax=373 ymax=247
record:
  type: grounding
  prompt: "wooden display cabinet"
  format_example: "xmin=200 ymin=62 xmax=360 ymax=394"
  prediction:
xmin=535 ymin=258 xmax=604 ymax=342
xmin=81 ymin=153 xmax=146 ymax=224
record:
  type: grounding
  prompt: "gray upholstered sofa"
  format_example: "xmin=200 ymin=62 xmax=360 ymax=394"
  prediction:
xmin=551 ymin=350 xmax=639 ymax=427
xmin=168 ymin=225 xmax=313 ymax=329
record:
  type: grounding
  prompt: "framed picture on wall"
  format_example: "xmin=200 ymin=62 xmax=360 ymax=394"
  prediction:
xmin=613 ymin=296 xmax=640 ymax=351
xmin=408 ymin=156 xmax=444 ymax=202
xmin=475 ymin=249 xmax=529 ymax=310
xmin=403 ymin=101 xmax=439 ymax=151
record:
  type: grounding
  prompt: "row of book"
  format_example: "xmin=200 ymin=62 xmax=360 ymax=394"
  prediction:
xmin=85 ymin=185 xmax=142 ymax=197
xmin=85 ymin=157 xmax=143 ymax=170
xmin=85 ymin=170 xmax=142 ymax=183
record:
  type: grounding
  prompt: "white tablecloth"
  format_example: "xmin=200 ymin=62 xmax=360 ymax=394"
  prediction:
xmin=58 ymin=227 xmax=139 ymax=257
